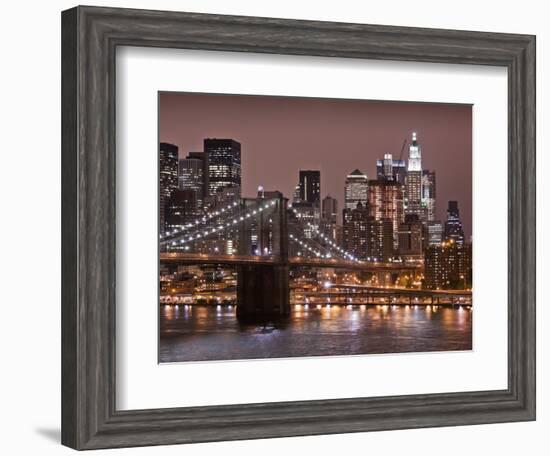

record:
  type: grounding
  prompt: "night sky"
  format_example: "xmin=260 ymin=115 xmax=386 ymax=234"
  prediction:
xmin=159 ymin=92 xmax=472 ymax=238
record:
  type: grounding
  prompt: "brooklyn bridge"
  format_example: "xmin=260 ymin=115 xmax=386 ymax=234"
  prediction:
xmin=160 ymin=195 xmax=470 ymax=320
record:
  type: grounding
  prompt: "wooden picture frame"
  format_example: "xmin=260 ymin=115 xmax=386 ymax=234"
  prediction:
xmin=61 ymin=5 xmax=536 ymax=450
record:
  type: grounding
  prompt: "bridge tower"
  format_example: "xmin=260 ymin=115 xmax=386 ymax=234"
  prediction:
xmin=236 ymin=196 xmax=290 ymax=322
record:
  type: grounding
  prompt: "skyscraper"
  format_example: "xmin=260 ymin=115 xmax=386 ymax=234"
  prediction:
xmin=422 ymin=170 xmax=437 ymax=221
xmin=397 ymin=214 xmax=424 ymax=259
xmin=405 ymin=132 xmax=423 ymax=217
xmin=159 ymin=142 xmax=179 ymax=232
xmin=426 ymin=220 xmax=444 ymax=246
xmin=204 ymin=138 xmax=241 ymax=198
xmin=179 ymin=153 xmax=205 ymax=210
xmin=344 ymin=169 xmax=368 ymax=210
xmin=342 ymin=202 xmax=369 ymax=260
xmin=367 ymin=179 xmax=404 ymax=248
xmin=444 ymin=200 xmax=465 ymax=245
xmin=321 ymin=195 xmax=338 ymax=225
xmin=343 ymin=202 xmax=393 ymax=262
xmin=407 ymin=131 xmax=422 ymax=171
xmin=165 ymin=189 xmax=198 ymax=236
xmin=321 ymin=195 xmax=338 ymax=241
xmin=366 ymin=218 xmax=394 ymax=262
xmin=299 ymin=170 xmax=321 ymax=204
xmin=376 ymin=154 xmax=407 ymax=184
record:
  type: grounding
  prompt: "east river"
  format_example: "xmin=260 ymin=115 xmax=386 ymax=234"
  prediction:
xmin=159 ymin=304 xmax=472 ymax=363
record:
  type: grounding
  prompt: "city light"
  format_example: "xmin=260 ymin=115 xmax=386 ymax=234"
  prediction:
xmin=160 ymin=131 xmax=472 ymax=358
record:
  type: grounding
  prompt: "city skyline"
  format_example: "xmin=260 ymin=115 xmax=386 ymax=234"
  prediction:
xmin=159 ymin=92 xmax=472 ymax=239
xmin=158 ymin=92 xmax=472 ymax=362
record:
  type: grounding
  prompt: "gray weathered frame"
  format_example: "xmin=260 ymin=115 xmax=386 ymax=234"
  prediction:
xmin=61 ymin=5 xmax=536 ymax=450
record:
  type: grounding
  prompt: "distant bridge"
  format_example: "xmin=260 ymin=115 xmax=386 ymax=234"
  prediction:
xmin=297 ymin=284 xmax=472 ymax=306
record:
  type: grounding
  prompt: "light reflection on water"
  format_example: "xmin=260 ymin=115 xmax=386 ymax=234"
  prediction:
xmin=160 ymin=305 xmax=472 ymax=363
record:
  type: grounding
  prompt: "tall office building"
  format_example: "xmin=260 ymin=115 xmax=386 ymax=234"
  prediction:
xmin=204 ymin=138 xmax=241 ymax=198
xmin=444 ymin=200 xmax=465 ymax=245
xmin=298 ymin=170 xmax=321 ymax=204
xmin=397 ymin=214 xmax=424 ymax=259
xmin=344 ymin=169 xmax=369 ymax=210
xmin=343 ymin=203 xmax=393 ymax=262
xmin=367 ymin=179 xmax=404 ymax=248
xmin=376 ymin=154 xmax=407 ymax=184
xmin=179 ymin=152 xmax=205 ymax=210
xmin=191 ymin=151 xmax=209 ymax=198
xmin=165 ymin=189 xmax=198 ymax=240
xmin=422 ymin=170 xmax=437 ymax=221
xmin=405 ymin=132 xmax=423 ymax=217
xmin=342 ymin=202 xmax=369 ymax=260
xmin=366 ymin=218 xmax=394 ymax=262
xmin=159 ymin=142 xmax=179 ymax=232
xmin=321 ymin=195 xmax=338 ymax=224
xmin=426 ymin=220 xmax=444 ymax=246
xmin=321 ymin=195 xmax=338 ymax=241
xmin=407 ymin=131 xmax=422 ymax=171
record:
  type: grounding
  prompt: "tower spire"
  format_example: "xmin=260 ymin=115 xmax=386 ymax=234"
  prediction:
xmin=407 ymin=131 xmax=422 ymax=171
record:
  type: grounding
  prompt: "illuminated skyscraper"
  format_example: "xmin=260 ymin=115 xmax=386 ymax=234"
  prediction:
xmin=159 ymin=142 xmax=179 ymax=232
xmin=321 ymin=195 xmax=338 ymax=241
xmin=427 ymin=220 xmax=444 ymax=246
xmin=342 ymin=202 xmax=368 ymax=260
xmin=366 ymin=218 xmax=393 ymax=262
xmin=293 ymin=170 xmax=321 ymax=238
xmin=444 ymin=200 xmax=465 ymax=245
xmin=407 ymin=131 xmax=422 ymax=171
xmin=367 ymin=179 xmax=404 ymax=248
xmin=405 ymin=132 xmax=423 ymax=217
xmin=343 ymin=202 xmax=393 ymax=262
xmin=165 ymin=189 xmax=198 ymax=236
xmin=179 ymin=152 xmax=205 ymax=210
xmin=344 ymin=169 xmax=368 ymax=210
xmin=422 ymin=170 xmax=437 ymax=221
xmin=376 ymin=154 xmax=407 ymax=184
xmin=299 ymin=170 xmax=321 ymax=204
xmin=205 ymin=138 xmax=241 ymax=198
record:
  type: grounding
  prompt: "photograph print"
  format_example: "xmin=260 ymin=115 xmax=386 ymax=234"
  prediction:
xmin=158 ymin=92 xmax=472 ymax=363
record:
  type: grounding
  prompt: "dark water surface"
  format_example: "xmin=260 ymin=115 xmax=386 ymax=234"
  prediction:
xmin=159 ymin=305 xmax=472 ymax=363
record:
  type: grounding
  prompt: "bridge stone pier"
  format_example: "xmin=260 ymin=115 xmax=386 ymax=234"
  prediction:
xmin=236 ymin=195 xmax=290 ymax=322
xmin=236 ymin=263 xmax=290 ymax=321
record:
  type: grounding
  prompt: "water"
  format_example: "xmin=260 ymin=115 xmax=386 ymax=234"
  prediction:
xmin=159 ymin=305 xmax=472 ymax=363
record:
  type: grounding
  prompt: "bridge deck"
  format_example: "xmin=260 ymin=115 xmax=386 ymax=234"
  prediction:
xmin=160 ymin=253 xmax=421 ymax=271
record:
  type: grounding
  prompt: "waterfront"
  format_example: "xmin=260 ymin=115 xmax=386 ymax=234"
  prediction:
xmin=159 ymin=304 xmax=472 ymax=363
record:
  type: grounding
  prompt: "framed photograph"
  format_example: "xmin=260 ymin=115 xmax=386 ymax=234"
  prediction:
xmin=61 ymin=5 xmax=536 ymax=450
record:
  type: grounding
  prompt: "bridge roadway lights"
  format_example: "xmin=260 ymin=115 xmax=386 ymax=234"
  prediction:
xmin=236 ymin=263 xmax=290 ymax=322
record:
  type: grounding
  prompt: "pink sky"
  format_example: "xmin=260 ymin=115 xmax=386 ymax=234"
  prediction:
xmin=159 ymin=92 xmax=472 ymax=238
